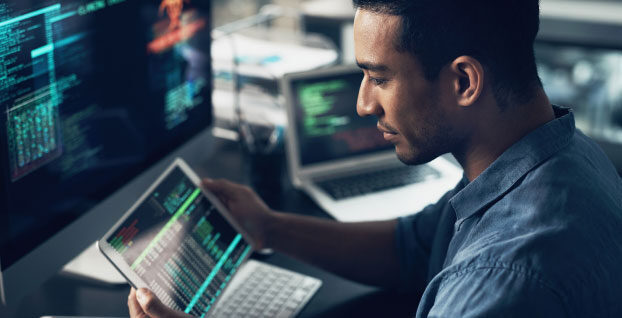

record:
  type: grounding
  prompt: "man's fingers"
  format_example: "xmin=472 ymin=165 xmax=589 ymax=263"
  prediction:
xmin=128 ymin=288 xmax=147 ymax=318
xmin=202 ymin=178 xmax=221 ymax=193
xmin=136 ymin=288 xmax=176 ymax=317
xmin=130 ymin=288 xmax=193 ymax=318
xmin=202 ymin=178 xmax=242 ymax=198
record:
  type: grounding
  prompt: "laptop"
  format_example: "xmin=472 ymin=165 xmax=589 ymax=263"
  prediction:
xmin=282 ymin=65 xmax=463 ymax=222
xmin=98 ymin=158 xmax=321 ymax=317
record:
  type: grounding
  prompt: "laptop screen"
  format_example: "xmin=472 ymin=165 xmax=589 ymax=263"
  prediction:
xmin=291 ymin=70 xmax=392 ymax=166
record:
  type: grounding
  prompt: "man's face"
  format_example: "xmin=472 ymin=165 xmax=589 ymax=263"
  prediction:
xmin=354 ymin=10 xmax=457 ymax=165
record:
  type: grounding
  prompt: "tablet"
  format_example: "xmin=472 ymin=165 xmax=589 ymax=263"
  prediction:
xmin=98 ymin=158 xmax=255 ymax=316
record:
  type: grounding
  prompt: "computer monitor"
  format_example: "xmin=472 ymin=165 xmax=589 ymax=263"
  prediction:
xmin=0 ymin=0 xmax=212 ymax=313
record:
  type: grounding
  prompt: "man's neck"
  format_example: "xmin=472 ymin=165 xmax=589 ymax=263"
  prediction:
xmin=453 ymin=89 xmax=555 ymax=182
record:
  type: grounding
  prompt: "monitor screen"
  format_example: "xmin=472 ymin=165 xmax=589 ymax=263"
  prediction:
xmin=0 ymin=0 xmax=212 ymax=270
xmin=291 ymin=70 xmax=392 ymax=166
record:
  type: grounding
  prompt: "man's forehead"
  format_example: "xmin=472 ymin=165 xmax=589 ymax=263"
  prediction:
xmin=354 ymin=9 xmax=401 ymax=38
xmin=354 ymin=9 xmax=403 ymax=69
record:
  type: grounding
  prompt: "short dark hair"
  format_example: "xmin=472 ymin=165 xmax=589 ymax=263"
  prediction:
xmin=353 ymin=0 xmax=543 ymax=108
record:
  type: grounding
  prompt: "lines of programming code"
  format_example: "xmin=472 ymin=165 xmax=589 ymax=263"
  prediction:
xmin=294 ymin=72 xmax=393 ymax=165
xmin=0 ymin=2 xmax=118 ymax=181
xmin=1 ymin=4 xmax=64 ymax=181
xmin=298 ymin=79 xmax=352 ymax=137
xmin=165 ymin=78 xmax=207 ymax=130
xmin=109 ymin=168 xmax=251 ymax=317
xmin=1 ymin=1 xmax=207 ymax=181
xmin=6 ymin=91 xmax=63 ymax=181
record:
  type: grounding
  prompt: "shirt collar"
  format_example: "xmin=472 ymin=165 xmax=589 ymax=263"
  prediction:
xmin=449 ymin=105 xmax=576 ymax=222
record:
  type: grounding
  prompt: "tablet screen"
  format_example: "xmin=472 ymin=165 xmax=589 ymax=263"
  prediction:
xmin=105 ymin=166 xmax=252 ymax=316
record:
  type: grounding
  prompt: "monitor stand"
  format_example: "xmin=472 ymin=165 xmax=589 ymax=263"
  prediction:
xmin=61 ymin=241 xmax=126 ymax=285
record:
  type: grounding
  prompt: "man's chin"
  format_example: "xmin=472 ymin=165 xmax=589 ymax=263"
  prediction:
xmin=395 ymin=147 xmax=438 ymax=166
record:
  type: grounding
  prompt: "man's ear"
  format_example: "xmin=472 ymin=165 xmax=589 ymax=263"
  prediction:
xmin=448 ymin=56 xmax=485 ymax=107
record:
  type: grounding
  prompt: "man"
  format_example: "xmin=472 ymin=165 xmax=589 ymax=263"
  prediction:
xmin=129 ymin=0 xmax=622 ymax=317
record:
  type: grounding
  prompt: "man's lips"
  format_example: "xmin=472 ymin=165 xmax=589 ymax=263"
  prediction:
xmin=377 ymin=123 xmax=398 ymax=140
xmin=377 ymin=123 xmax=397 ymax=135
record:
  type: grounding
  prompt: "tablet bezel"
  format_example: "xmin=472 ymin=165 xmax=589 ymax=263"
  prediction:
xmin=97 ymin=157 xmax=256 ymax=310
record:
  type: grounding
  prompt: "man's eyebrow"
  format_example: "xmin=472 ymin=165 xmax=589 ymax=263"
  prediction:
xmin=356 ymin=61 xmax=389 ymax=72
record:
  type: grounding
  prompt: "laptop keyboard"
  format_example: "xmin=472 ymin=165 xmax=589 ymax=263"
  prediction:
xmin=318 ymin=165 xmax=441 ymax=200
xmin=210 ymin=260 xmax=321 ymax=317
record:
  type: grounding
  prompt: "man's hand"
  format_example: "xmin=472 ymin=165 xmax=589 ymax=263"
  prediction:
xmin=201 ymin=178 xmax=275 ymax=250
xmin=201 ymin=178 xmax=401 ymax=289
xmin=128 ymin=287 xmax=194 ymax=318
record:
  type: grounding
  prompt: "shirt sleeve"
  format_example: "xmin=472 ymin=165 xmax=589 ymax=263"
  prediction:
xmin=422 ymin=265 xmax=568 ymax=318
xmin=395 ymin=190 xmax=454 ymax=293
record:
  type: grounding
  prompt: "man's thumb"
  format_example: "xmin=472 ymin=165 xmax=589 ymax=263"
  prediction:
xmin=136 ymin=288 xmax=172 ymax=317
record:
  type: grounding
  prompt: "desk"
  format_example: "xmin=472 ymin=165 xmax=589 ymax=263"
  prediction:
xmin=14 ymin=137 xmax=417 ymax=318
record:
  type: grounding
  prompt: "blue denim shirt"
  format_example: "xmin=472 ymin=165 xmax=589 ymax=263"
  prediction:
xmin=396 ymin=106 xmax=622 ymax=318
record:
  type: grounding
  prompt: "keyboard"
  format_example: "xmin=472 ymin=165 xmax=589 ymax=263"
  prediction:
xmin=210 ymin=260 xmax=321 ymax=317
xmin=317 ymin=165 xmax=441 ymax=200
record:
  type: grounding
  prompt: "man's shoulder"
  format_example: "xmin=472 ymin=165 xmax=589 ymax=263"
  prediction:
xmin=489 ymin=128 xmax=621 ymax=236
xmin=426 ymin=128 xmax=622 ymax=317
xmin=512 ymin=129 xmax=621 ymax=213
xmin=531 ymin=129 xmax=621 ymax=191
xmin=486 ymin=129 xmax=622 ymax=276
xmin=446 ymin=131 xmax=622 ymax=316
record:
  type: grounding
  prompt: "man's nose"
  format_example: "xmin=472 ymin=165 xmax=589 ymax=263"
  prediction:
xmin=357 ymin=79 xmax=383 ymax=117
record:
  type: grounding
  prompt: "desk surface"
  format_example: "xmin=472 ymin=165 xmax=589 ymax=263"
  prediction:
xmin=15 ymin=137 xmax=417 ymax=318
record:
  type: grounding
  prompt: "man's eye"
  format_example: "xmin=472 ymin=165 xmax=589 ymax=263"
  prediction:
xmin=369 ymin=77 xmax=387 ymax=85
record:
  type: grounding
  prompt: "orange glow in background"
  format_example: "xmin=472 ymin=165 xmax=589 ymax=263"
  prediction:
xmin=159 ymin=0 xmax=189 ymax=30
xmin=147 ymin=18 xmax=206 ymax=54
xmin=148 ymin=0 xmax=207 ymax=54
